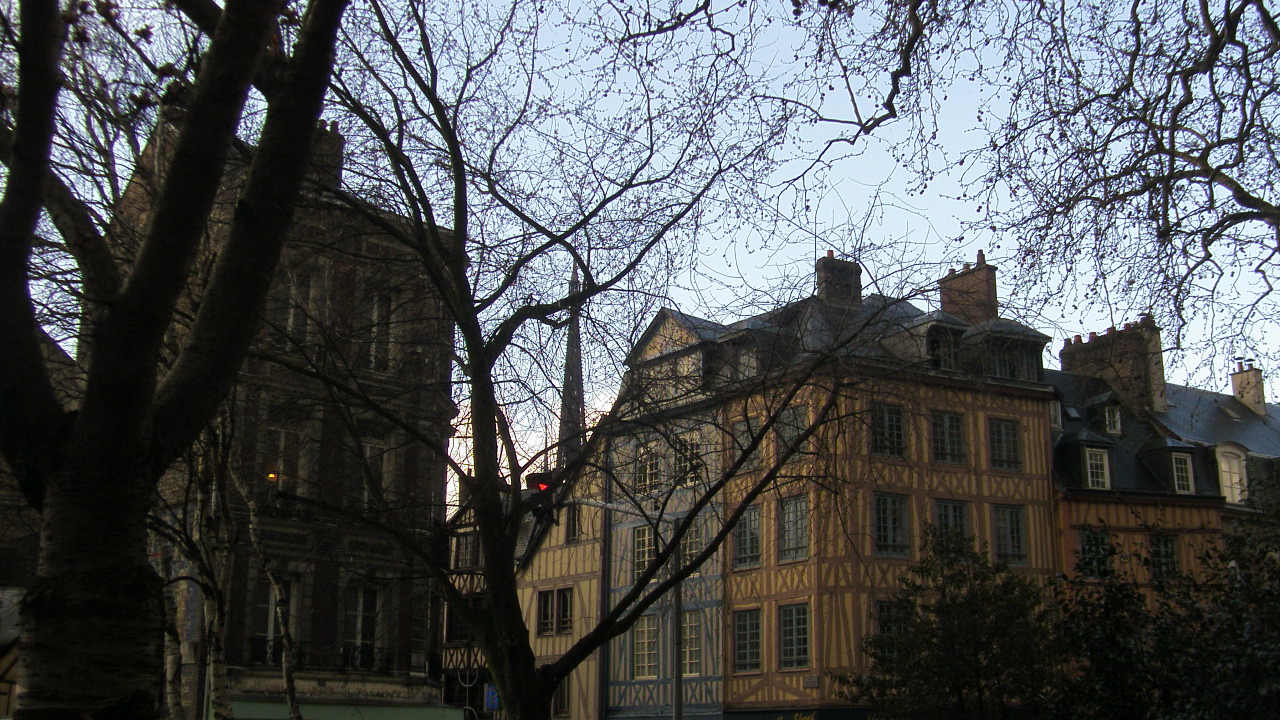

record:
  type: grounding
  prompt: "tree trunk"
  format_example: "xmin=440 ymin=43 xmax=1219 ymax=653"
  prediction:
xmin=17 ymin=459 xmax=163 ymax=720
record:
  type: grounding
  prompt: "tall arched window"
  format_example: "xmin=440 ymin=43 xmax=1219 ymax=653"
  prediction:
xmin=1216 ymin=447 xmax=1248 ymax=504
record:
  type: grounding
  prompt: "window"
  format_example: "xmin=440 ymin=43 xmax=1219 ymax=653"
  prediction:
xmin=874 ymin=493 xmax=910 ymax=557
xmin=453 ymin=532 xmax=479 ymax=570
xmin=1217 ymin=449 xmax=1247 ymax=503
xmin=1078 ymin=528 xmax=1113 ymax=578
xmin=681 ymin=611 xmax=702 ymax=676
xmin=537 ymin=590 xmax=556 ymax=636
xmin=734 ymin=505 xmax=761 ymax=569
xmin=1049 ymin=401 xmax=1063 ymax=429
xmin=262 ymin=425 xmax=302 ymax=493
xmin=445 ymin=596 xmax=482 ymax=645
xmin=871 ymin=403 xmax=906 ymax=457
xmin=875 ymin=600 xmax=904 ymax=636
xmin=993 ymin=505 xmax=1027 ymax=566
xmin=1085 ymin=448 xmax=1111 ymax=489
xmin=732 ymin=418 xmax=762 ymax=471
xmin=552 ymin=676 xmax=570 ymax=716
xmin=1105 ymin=406 xmax=1122 ymax=434
xmin=564 ymin=503 xmax=581 ymax=542
xmin=733 ymin=609 xmax=761 ymax=672
xmin=779 ymin=603 xmax=810 ymax=669
xmin=1172 ymin=453 xmax=1194 ymax=494
xmin=1150 ymin=533 xmax=1178 ymax=580
xmin=361 ymin=440 xmax=392 ymax=505
xmin=988 ymin=418 xmax=1022 ymax=471
xmin=635 ymin=445 xmax=661 ymax=494
xmin=931 ymin=411 xmax=965 ymax=464
xmin=251 ymin=576 xmax=298 ymax=665
xmin=934 ymin=499 xmax=968 ymax=538
xmin=673 ymin=432 xmax=703 ymax=486
xmin=633 ymin=525 xmax=656 ymax=583
xmin=779 ymin=495 xmax=809 ymax=562
xmin=369 ymin=292 xmax=395 ymax=372
xmin=345 ymin=585 xmax=381 ymax=670
xmin=556 ymin=587 xmax=573 ymax=634
xmin=632 ymin=615 xmax=659 ymax=679
xmin=776 ymin=404 xmax=810 ymax=460
xmin=679 ymin=524 xmax=703 ymax=575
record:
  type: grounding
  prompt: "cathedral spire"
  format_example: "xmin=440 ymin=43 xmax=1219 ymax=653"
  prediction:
xmin=556 ymin=267 xmax=585 ymax=469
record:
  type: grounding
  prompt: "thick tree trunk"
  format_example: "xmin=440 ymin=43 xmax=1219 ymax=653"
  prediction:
xmin=17 ymin=459 xmax=163 ymax=720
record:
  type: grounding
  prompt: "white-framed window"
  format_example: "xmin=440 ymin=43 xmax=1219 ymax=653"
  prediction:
xmin=678 ymin=523 xmax=704 ymax=576
xmin=935 ymin=499 xmax=968 ymax=538
xmin=1172 ymin=453 xmax=1194 ymax=494
xmin=672 ymin=432 xmax=703 ymax=486
xmin=681 ymin=611 xmax=702 ymax=676
xmin=1049 ymin=401 xmax=1063 ymax=429
xmin=345 ymin=584 xmax=382 ymax=670
xmin=874 ymin=493 xmax=910 ymax=557
xmin=1085 ymin=448 xmax=1111 ymax=489
xmin=778 ymin=603 xmax=810 ymax=669
xmin=734 ymin=505 xmax=761 ymax=569
xmin=633 ymin=525 xmax=656 ymax=583
xmin=251 ymin=576 xmax=298 ymax=665
xmin=1105 ymin=406 xmax=1122 ymax=434
xmin=993 ymin=505 xmax=1027 ymax=566
xmin=1217 ymin=448 xmax=1248 ymax=503
xmin=635 ymin=445 xmax=662 ymax=494
xmin=778 ymin=494 xmax=809 ymax=562
xmin=732 ymin=609 xmax=761 ymax=672
xmin=632 ymin=615 xmax=659 ymax=679
xmin=262 ymin=425 xmax=303 ymax=494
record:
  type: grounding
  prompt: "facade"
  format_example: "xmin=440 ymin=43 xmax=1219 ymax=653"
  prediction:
xmin=592 ymin=252 xmax=1057 ymax=720
xmin=1049 ymin=318 xmax=1280 ymax=582
xmin=138 ymin=122 xmax=458 ymax=720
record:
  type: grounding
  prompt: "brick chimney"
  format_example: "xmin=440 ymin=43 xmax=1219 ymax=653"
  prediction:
xmin=816 ymin=250 xmax=862 ymax=307
xmin=939 ymin=250 xmax=998 ymax=325
xmin=1231 ymin=361 xmax=1266 ymax=415
xmin=1060 ymin=315 xmax=1168 ymax=412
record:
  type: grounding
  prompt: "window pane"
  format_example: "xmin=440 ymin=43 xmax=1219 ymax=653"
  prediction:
xmin=994 ymin=505 xmax=1027 ymax=565
xmin=872 ymin=404 xmax=906 ymax=457
xmin=1085 ymin=448 xmax=1110 ymax=489
xmin=734 ymin=505 xmax=761 ymax=569
xmin=633 ymin=526 xmax=656 ymax=583
xmin=733 ymin=610 xmax=761 ymax=672
xmin=556 ymin=588 xmax=573 ymax=634
xmin=1078 ymin=528 xmax=1113 ymax=578
xmin=874 ymin=493 xmax=910 ymax=557
xmin=681 ymin=611 xmax=702 ymax=676
xmin=1150 ymin=534 xmax=1178 ymax=580
xmin=989 ymin=419 xmax=1022 ymax=471
xmin=935 ymin=499 xmax=968 ymax=538
xmin=632 ymin=615 xmax=659 ymax=679
xmin=537 ymin=590 xmax=554 ymax=636
xmin=779 ymin=604 xmax=810 ymax=669
xmin=779 ymin=495 xmax=809 ymax=562
xmin=931 ymin=411 xmax=965 ymax=464
xmin=1172 ymin=454 xmax=1194 ymax=494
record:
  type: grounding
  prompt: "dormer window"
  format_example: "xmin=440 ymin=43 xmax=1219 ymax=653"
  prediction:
xmin=987 ymin=341 xmax=1038 ymax=381
xmin=1216 ymin=448 xmax=1248 ymax=504
xmin=1085 ymin=448 xmax=1111 ymax=490
xmin=927 ymin=328 xmax=959 ymax=370
xmin=1049 ymin=401 xmax=1062 ymax=429
xmin=1104 ymin=406 xmax=1121 ymax=434
xmin=1172 ymin=453 xmax=1194 ymax=494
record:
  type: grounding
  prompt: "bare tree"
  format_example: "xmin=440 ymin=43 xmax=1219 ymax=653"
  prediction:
xmin=0 ymin=0 xmax=348 ymax=715
xmin=969 ymin=0 xmax=1280 ymax=361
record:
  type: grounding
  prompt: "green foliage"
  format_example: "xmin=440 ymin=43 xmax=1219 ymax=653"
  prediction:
xmin=837 ymin=527 xmax=1063 ymax=720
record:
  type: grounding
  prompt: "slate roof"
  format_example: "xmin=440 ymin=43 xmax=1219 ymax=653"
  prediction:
xmin=1157 ymin=382 xmax=1280 ymax=454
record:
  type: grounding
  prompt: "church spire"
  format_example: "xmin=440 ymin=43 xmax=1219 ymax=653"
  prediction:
xmin=556 ymin=267 xmax=585 ymax=469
